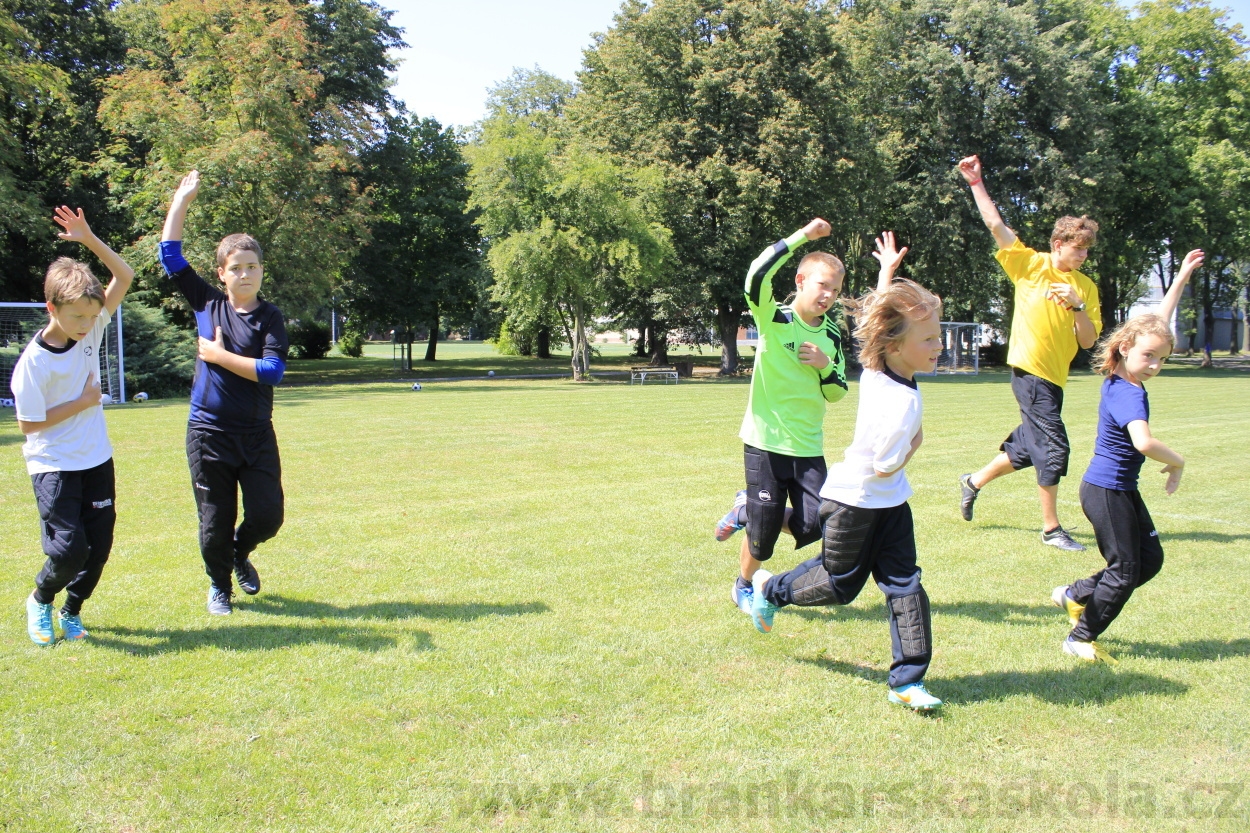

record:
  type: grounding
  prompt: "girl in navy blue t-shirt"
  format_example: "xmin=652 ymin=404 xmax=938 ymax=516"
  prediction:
xmin=1051 ymin=249 xmax=1203 ymax=663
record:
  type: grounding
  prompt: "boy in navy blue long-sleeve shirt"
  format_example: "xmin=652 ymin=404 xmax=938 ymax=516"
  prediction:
xmin=160 ymin=171 xmax=289 ymax=615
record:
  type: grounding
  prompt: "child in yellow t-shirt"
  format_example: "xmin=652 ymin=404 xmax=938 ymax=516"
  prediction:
xmin=955 ymin=154 xmax=1102 ymax=551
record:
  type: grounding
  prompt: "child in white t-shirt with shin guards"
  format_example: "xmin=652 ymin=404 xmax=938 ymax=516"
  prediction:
xmin=11 ymin=207 xmax=134 ymax=645
xmin=749 ymin=277 xmax=946 ymax=711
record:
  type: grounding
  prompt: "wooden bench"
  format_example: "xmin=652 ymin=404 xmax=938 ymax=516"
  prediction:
xmin=630 ymin=365 xmax=679 ymax=385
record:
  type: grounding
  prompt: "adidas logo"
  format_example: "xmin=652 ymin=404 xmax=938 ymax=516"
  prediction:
xmin=783 ymin=342 xmax=795 ymax=352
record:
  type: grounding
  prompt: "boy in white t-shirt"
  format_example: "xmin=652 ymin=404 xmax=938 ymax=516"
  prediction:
xmin=749 ymin=278 xmax=946 ymax=710
xmin=10 ymin=207 xmax=134 ymax=645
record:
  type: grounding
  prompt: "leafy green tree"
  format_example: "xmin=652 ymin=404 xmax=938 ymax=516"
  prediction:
xmin=339 ymin=114 xmax=481 ymax=362
xmin=573 ymin=0 xmax=864 ymax=373
xmin=98 ymin=0 xmax=376 ymax=317
xmin=468 ymin=69 xmax=673 ymax=379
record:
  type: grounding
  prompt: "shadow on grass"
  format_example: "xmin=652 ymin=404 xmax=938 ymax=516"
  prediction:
xmin=89 ymin=622 xmax=426 ymax=655
xmin=799 ymin=657 xmax=1188 ymax=704
xmin=246 ymin=593 xmax=549 ymax=621
xmin=0 ymin=430 xmax=25 ymax=447
xmin=931 ymin=601 xmax=1058 ymax=623
xmin=785 ymin=605 xmax=883 ymax=623
xmin=1111 ymin=638 xmax=1250 ymax=662
xmin=1164 ymin=530 xmax=1250 ymax=543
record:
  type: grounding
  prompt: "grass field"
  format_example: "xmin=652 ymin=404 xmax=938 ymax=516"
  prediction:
xmin=280 ymin=340 xmax=733 ymax=385
xmin=1 ymin=367 xmax=1248 ymax=832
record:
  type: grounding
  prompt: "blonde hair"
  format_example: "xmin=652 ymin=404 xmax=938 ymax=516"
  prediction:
xmin=1093 ymin=313 xmax=1174 ymax=376
xmin=216 ymin=233 xmax=263 ymax=267
xmin=44 ymin=257 xmax=105 ymax=308
xmin=844 ymin=279 xmax=942 ymax=372
xmin=1051 ymin=215 xmax=1099 ymax=249
xmin=797 ymin=251 xmax=844 ymax=279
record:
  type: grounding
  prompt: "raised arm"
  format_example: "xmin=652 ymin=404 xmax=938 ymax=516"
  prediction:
xmin=871 ymin=231 xmax=908 ymax=291
xmin=958 ymin=155 xmax=1016 ymax=250
xmin=162 ymin=170 xmax=200 ymax=243
xmin=53 ymin=206 xmax=133 ymax=315
xmin=1126 ymin=420 xmax=1185 ymax=495
xmin=1156 ymin=249 xmax=1204 ymax=326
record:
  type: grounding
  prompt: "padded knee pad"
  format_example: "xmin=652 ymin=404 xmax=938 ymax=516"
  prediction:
xmin=789 ymin=562 xmax=841 ymax=606
xmin=888 ymin=589 xmax=932 ymax=660
xmin=746 ymin=491 xmax=787 ymax=561
xmin=820 ymin=502 xmax=874 ymax=577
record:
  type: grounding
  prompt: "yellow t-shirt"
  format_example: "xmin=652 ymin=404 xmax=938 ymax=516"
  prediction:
xmin=996 ymin=239 xmax=1102 ymax=388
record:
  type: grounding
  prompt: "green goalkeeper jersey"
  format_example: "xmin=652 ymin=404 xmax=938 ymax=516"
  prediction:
xmin=738 ymin=229 xmax=849 ymax=458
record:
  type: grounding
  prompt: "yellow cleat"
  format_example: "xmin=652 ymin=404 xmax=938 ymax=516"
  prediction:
xmin=1063 ymin=637 xmax=1118 ymax=665
xmin=1051 ymin=585 xmax=1085 ymax=629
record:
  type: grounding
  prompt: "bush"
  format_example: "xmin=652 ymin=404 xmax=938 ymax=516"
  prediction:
xmin=338 ymin=329 xmax=365 ymax=358
xmin=121 ymin=301 xmax=196 ymax=399
xmin=288 ymin=320 xmax=332 ymax=359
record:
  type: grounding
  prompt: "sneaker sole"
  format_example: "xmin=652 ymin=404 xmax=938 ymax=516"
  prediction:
xmin=888 ymin=692 xmax=942 ymax=710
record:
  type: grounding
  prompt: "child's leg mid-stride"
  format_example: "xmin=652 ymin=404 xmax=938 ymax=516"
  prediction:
xmin=27 ymin=460 xmax=116 ymax=643
xmin=1061 ymin=482 xmax=1164 ymax=663
xmin=188 ymin=427 xmax=284 ymax=613
xmin=753 ymin=500 xmax=939 ymax=708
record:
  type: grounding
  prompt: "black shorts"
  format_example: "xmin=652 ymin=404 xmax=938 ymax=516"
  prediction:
xmin=744 ymin=445 xmax=827 ymax=561
xmin=1001 ymin=368 xmax=1070 ymax=487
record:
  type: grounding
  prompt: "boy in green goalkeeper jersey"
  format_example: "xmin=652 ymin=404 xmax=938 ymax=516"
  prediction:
xmin=716 ymin=219 xmax=908 ymax=615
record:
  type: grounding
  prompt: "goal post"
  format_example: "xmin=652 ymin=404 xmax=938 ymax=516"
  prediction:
xmin=1 ymin=301 xmax=125 ymax=408
xmin=919 ymin=322 xmax=984 ymax=376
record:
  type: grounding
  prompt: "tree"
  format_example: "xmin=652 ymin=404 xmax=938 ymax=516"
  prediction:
xmin=467 ymin=69 xmax=673 ymax=379
xmin=573 ymin=0 xmax=865 ymax=373
xmin=98 ymin=0 xmax=377 ymax=318
xmin=0 ymin=1 xmax=106 ymax=301
xmin=339 ymin=113 xmax=480 ymax=363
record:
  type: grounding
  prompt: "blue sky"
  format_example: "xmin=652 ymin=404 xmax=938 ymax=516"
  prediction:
xmin=383 ymin=0 xmax=1250 ymax=129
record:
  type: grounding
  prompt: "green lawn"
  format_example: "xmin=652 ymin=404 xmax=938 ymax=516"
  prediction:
xmin=282 ymin=339 xmax=735 ymax=385
xmin=1 ymin=368 xmax=1247 ymax=831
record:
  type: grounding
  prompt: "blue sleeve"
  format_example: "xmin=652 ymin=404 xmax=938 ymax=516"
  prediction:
xmin=1106 ymin=383 xmax=1149 ymax=428
xmin=159 ymin=240 xmax=190 ymax=275
xmin=254 ymin=355 xmax=285 ymax=386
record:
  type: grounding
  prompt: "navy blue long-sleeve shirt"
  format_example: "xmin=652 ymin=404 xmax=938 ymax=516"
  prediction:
xmin=160 ymin=242 xmax=288 ymax=432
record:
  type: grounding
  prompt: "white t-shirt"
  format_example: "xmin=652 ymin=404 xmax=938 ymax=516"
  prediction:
xmin=10 ymin=309 xmax=113 ymax=474
xmin=819 ymin=367 xmax=922 ymax=509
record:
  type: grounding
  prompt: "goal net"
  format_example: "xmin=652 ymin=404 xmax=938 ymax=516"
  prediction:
xmin=1 ymin=302 xmax=125 ymax=409
xmin=921 ymin=322 xmax=983 ymax=375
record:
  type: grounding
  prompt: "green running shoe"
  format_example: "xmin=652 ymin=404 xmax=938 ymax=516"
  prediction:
xmin=888 ymin=682 xmax=943 ymax=710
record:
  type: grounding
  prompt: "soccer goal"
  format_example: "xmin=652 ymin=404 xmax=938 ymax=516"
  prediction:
xmin=1 ymin=302 xmax=125 ymax=408
xmin=922 ymin=321 xmax=984 ymax=376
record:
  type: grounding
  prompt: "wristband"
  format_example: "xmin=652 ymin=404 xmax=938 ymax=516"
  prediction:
xmin=967 ymin=177 xmax=982 ymax=187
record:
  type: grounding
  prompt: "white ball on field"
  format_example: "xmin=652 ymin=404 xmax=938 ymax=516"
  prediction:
xmin=411 ymin=382 xmax=422 ymax=391
xmin=488 ymin=370 xmax=495 ymax=377
xmin=100 ymin=394 xmax=113 ymax=405
xmin=134 ymin=392 xmax=149 ymax=402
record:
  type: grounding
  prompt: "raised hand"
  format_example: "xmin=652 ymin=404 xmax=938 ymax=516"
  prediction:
xmin=958 ymin=155 xmax=983 ymax=184
xmin=1177 ymin=249 xmax=1204 ymax=280
xmin=872 ymin=231 xmax=909 ymax=273
xmin=53 ymin=206 xmax=93 ymax=244
xmin=173 ymin=170 xmax=201 ymax=205
xmin=1046 ymin=282 xmax=1083 ymax=310
xmin=802 ymin=217 xmax=832 ymax=241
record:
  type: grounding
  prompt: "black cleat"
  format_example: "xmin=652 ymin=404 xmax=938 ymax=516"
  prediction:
xmin=234 ymin=559 xmax=261 ymax=595
xmin=958 ymin=473 xmax=980 ymax=521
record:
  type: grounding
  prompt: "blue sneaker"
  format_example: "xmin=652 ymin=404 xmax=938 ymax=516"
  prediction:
xmin=731 ymin=580 xmax=754 ymax=616
xmin=714 ymin=490 xmax=748 ymax=541
xmin=888 ymin=683 xmax=943 ymax=710
xmin=26 ymin=593 xmax=54 ymax=646
xmin=58 ymin=611 xmax=88 ymax=640
xmin=750 ymin=569 xmax=777 ymax=633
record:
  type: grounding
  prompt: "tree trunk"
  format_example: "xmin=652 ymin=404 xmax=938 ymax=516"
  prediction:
xmin=536 ymin=326 xmax=551 ymax=359
xmin=571 ymin=298 xmax=589 ymax=380
xmin=424 ymin=304 xmax=440 ymax=361
xmin=716 ymin=302 xmax=741 ymax=375
xmin=634 ymin=325 xmax=648 ymax=358
xmin=649 ymin=326 xmax=669 ymax=365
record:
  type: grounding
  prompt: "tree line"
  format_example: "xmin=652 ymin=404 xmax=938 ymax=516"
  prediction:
xmin=3 ymin=0 xmax=1248 ymax=384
